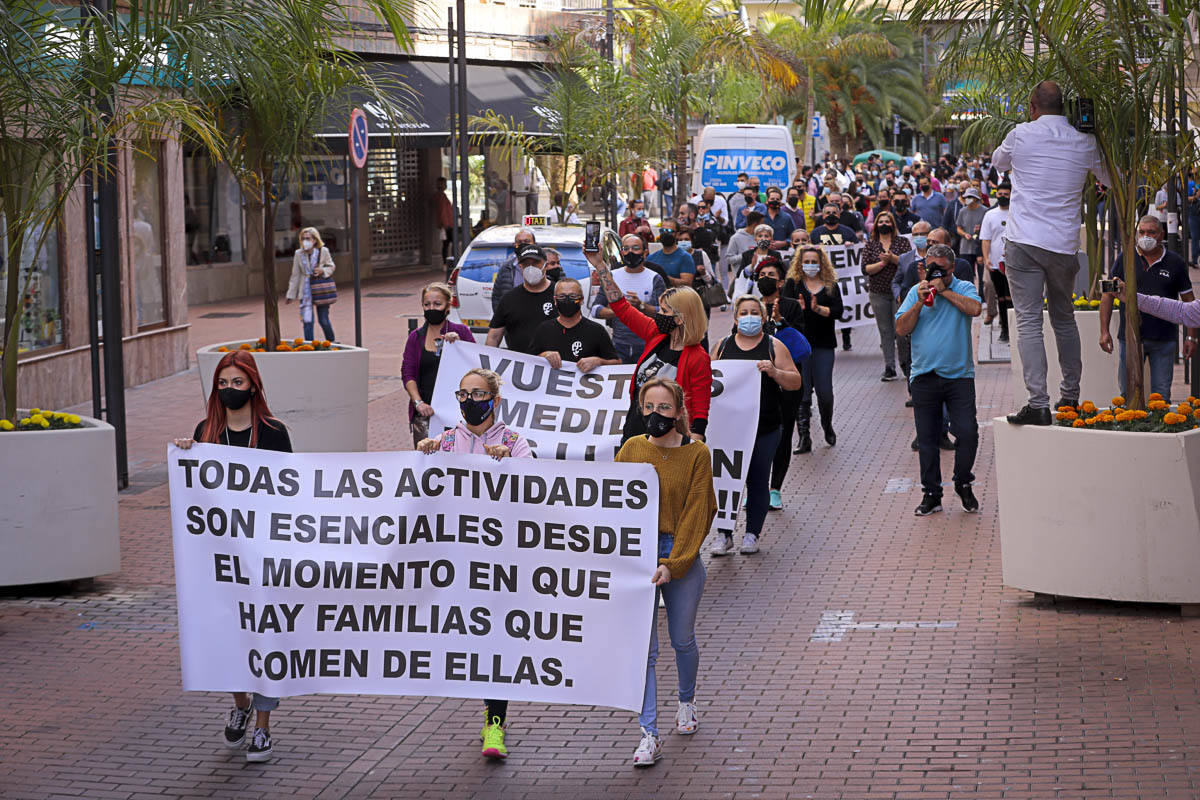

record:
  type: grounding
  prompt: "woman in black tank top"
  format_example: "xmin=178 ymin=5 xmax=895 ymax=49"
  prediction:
xmin=708 ymin=296 xmax=802 ymax=557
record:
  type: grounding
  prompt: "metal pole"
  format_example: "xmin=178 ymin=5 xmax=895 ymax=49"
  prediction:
xmin=96 ymin=0 xmax=127 ymax=489
xmin=1179 ymin=38 xmax=1190 ymax=266
xmin=350 ymin=159 xmax=362 ymax=347
xmin=447 ymin=8 xmax=460 ymax=261
xmin=455 ymin=0 xmax=470 ymax=248
xmin=84 ymin=168 xmax=101 ymax=420
xmin=1167 ymin=56 xmax=1181 ymax=254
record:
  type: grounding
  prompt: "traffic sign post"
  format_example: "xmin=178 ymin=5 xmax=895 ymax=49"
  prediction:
xmin=348 ymin=109 xmax=368 ymax=347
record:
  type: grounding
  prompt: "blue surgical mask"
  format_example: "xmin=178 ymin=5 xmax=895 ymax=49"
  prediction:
xmin=678 ymin=240 xmax=692 ymax=252
xmin=635 ymin=209 xmax=645 ymax=218
xmin=912 ymin=235 xmax=928 ymax=250
xmin=737 ymin=315 xmax=763 ymax=336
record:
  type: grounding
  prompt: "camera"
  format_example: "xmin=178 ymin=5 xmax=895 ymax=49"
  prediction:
xmin=1100 ymin=278 xmax=1120 ymax=294
xmin=583 ymin=220 xmax=601 ymax=253
xmin=1066 ymin=96 xmax=1095 ymax=133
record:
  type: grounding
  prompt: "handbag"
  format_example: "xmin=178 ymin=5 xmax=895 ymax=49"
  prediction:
xmin=309 ymin=270 xmax=338 ymax=306
xmin=702 ymin=277 xmax=729 ymax=308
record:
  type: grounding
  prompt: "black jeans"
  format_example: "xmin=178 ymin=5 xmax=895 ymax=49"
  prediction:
xmin=771 ymin=389 xmax=802 ymax=490
xmin=911 ymin=373 xmax=978 ymax=497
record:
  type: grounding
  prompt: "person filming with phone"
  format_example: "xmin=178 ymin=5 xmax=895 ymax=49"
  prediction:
xmin=894 ymin=244 xmax=983 ymax=517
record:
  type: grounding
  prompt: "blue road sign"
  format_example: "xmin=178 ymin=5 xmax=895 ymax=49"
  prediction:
xmin=349 ymin=108 xmax=369 ymax=169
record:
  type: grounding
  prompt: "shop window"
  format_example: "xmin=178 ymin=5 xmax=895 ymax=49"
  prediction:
xmin=183 ymin=150 xmax=244 ymax=265
xmin=0 ymin=178 xmax=63 ymax=353
xmin=131 ymin=148 xmax=167 ymax=328
xmin=367 ymin=147 xmax=423 ymax=267
xmin=273 ymin=156 xmax=348 ymax=258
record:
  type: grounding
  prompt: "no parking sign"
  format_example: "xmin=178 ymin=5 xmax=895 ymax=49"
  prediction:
xmin=349 ymin=108 xmax=369 ymax=169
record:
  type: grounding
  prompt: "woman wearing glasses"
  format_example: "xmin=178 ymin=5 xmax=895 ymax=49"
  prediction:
xmin=416 ymin=367 xmax=531 ymax=760
xmin=616 ymin=377 xmax=717 ymax=767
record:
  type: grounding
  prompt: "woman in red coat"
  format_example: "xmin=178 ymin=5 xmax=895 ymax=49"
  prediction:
xmin=585 ymin=250 xmax=712 ymax=443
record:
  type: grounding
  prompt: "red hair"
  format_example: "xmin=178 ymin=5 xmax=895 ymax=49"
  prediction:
xmin=198 ymin=350 xmax=280 ymax=447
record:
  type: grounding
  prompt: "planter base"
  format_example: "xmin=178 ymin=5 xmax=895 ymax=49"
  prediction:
xmin=0 ymin=415 xmax=120 ymax=587
xmin=1008 ymin=309 xmax=1117 ymax=407
xmin=996 ymin=420 xmax=1200 ymax=605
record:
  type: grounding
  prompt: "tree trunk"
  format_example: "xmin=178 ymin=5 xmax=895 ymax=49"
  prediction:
xmin=1119 ymin=188 xmax=1145 ymax=409
xmin=674 ymin=98 xmax=690 ymax=204
xmin=259 ymin=167 xmax=281 ymax=350
xmin=1 ymin=205 xmax=23 ymax=420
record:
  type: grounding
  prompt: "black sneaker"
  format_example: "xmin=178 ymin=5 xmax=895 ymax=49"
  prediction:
xmin=881 ymin=367 xmax=899 ymax=382
xmin=246 ymin=727 xmax=273 ymax=762
xmin=1054 ymin=398 xmax=1078 ymax=412
xmin=997 ymin=332 xmax=1009 ymax=342
xmin=1006 ymin=405 xmax=1051 ymax=426
xmin=904 ymin=398 xmax=914 ymax=408
xmin=957 ymin=484 xmax=980 ymax=513
xmin=938 ymin=433 xmax=956 ymax=451
xmin=914 ymin=494 xmax=943 ymax=516
xmin=223 ymin=704 xmax=253 ymax=748
xmin=911 ymin=437 xmax=919 ymax=451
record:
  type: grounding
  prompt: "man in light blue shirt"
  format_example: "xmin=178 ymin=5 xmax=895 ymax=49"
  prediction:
xmin=895 ymin=244 xmax=983 ymax=517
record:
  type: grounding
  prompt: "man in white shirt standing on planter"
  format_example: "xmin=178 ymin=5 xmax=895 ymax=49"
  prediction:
xmin=994 ymin=81 xmax=1111 ymax=425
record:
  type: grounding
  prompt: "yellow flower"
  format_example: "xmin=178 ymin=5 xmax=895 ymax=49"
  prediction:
xmin=68 ymin=414 xmax=81 ymax=425
xmin=30 ymin=407 xmax=41 ymax=415
xmin=1088 ymin=299 xmax=1101 ymax=309
xmin=30 ymin=414 xmax=46 ymax=425
xmin=0 ymin=420 xmax=13 ymax=431
xmin=1072 ymin=418 xmax=1086 ymax=428
xmin=38 ymin=418 xmax=49 ymax=428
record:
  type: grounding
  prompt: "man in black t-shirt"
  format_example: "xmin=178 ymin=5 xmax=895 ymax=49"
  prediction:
xmin=811 ymin=204 xmax=859 ymax=246
xmin=530 ymin=278 xmax=621 ymax=372
xmin=487 ymin=244 xmax=557 ymax=354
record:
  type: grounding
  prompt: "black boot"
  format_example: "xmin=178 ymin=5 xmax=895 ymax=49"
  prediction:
xmin=794 ymin=402 xmax=812 ymax=454
xmin=819 ymin=400 xmax=836 ymax=447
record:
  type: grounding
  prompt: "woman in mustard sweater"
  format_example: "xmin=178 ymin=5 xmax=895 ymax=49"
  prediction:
xmin=615 ymin=377 xmax=717 ymax=768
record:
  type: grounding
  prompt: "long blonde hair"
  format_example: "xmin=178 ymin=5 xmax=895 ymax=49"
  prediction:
xmin=298 ymin=226 xmax=325 ymax=250
xmin=658 ymin=286 xmax=708 ymax=347
xmin=787 ymin=245 xmax=837 ymax=289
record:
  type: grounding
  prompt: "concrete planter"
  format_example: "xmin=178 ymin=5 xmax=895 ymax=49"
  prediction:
xmin=1009 ymin=309 xmax=1118 ymax=407
xmin=196 ymin=342 xmax=369 ymax=453
xmin=995 ymin=421 xmax=1200 ymax=604
xmin=0 ymin=415 xmax=120 ymax=586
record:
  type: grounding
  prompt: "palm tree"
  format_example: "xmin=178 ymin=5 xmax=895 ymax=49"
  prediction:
xmin=0 ymin=0 xmax=227 ymax=420
xmin=473 ymin=29 xmax=670 ymax=224
xmin=629 ymin=0 xmax=799 ymax=193
xmin=182 ymin=0 xmax=414 ymax=350
xmin=907 ymin=0 xmax=1200 ymax=409
xmin=760 ymin=0 xmax=897 ymax=159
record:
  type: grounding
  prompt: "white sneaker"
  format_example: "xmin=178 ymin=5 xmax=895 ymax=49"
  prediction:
xmin=711 ymin=533 xmax=735 ymax=556
xmin=739 ymin=533 xmax=760 ymax=554
xmin=632 ymin=727 xmax=662 ymax=767
xmin=674 ymin=701 xmax=698 ymax=735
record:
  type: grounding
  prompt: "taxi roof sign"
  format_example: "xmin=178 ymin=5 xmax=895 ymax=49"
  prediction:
xmin=522 ymin=215 xmax=550 ymax=227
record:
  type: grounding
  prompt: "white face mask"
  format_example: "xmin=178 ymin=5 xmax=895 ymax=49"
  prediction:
xmin=522 ymin=265 xmax=545 ymax=285
xmin=801 ymin=263 xmax=821 ymax=276
xmin=301 ymin=239 xmax=314 ymax=251
xmin=1137 ymin=236 xmax=1158 ymax=252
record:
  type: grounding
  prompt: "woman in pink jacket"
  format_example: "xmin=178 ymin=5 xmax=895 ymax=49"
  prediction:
xmin=416 ymin=366 xmax=530 ymax=758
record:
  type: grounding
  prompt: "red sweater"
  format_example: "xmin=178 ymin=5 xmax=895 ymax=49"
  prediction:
xmin=610 ymin=297 xmax=712 ymax=434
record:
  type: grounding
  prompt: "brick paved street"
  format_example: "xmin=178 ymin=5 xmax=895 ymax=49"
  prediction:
xmin=4 ymin=270 xmax=1200 ymax=800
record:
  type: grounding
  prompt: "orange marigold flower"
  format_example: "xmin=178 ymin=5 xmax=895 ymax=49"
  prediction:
xmin=238 ymin=342 xmax=252 ymax=350
xmin=276 ymin=344 xmax=292 ymax=351
xmin=1085 ymin=417 xmax=1099 ymax=425
xmin=1081 ymin=401 xmax=1098 ymax=414
xmin=257 ymin=337 xmax=267 ymax=345
xmin=296 ymin=344 xmax=315 ymax=351
xmin=217 ymin=346 xmax=230 ymax=352
xmin=1072 ymin=418 xmax=1086 ymax=428
xmin=1178 ymin=404 xmax=1194 ymax=415
xmin=1149 ymin=392 xmax=1164 ymax=402
xmin=1056 ymin=410 xmax=1078 ymax=421
xmin=1149 ymin=400 xmax=1169 ymax=411
xmin=1112 ymin=396 xmax=1126 ymax=407
xmin=1165 ymin=413 xmax=1187 ymax=425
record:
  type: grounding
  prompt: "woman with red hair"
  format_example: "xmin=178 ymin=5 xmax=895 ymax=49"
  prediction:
xmin=172 ymin=349 xmax=290 ymax=762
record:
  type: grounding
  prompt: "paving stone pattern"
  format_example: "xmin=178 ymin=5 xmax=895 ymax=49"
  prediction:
xmin=3 ymin=270 xmax=1200 ymax=799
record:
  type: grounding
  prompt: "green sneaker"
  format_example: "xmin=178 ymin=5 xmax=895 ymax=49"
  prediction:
xmin=480 ymin=714 xmax=508 ymax=759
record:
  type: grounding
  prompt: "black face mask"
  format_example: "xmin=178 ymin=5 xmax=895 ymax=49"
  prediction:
xmin=920 ymin=184 xmax=931 ymax=192
xmin=876 ymin=224 xmax=894 ymax=234
xmin=459 ymin=397 xmax=494 ymax=426
xmin=555 ymin=297 xmax=581 ymax=317
xmin=644 ymin=411 xmax=676 ymax=438
xmin=787 ymin=197 xmax=800 ymax=208
xmin=767 ymin=199 xmax=781 ymax=208
xmin=546 ymin=267 xmax=564 ymax=283
xmin=757 ymin=276 xmax=778 ymax=296
xmin=997 ymin=196 xmax=1011 ymax=208
xmin=756 ymin=240 xmax=770 ymax=250
xmin=894 ymin=203 xmax=908 ymax=212
xmin=653 ymin=312 xmax=678 ymax=335
xmin=744 ymin=195 xmax=756 ymax=206
xmin=824 ymin=215 xmax=839 ymax=226
xmin=659 ymin=231 xmax=676 ymax=248
xmin=218 ymin=387 xmax=252 ymax=411
xmin=622 ymin=251 xmax=644 ymax=268
xmin=423 ymin=308 xmax=448 ymax=325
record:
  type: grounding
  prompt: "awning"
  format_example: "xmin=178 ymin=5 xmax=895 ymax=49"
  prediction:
xmin=318 ymin=58 xmax=549 ymax=139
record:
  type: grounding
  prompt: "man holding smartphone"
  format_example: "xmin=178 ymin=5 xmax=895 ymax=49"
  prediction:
xmin=1099 ymin=215 xmax=1195 ymax=402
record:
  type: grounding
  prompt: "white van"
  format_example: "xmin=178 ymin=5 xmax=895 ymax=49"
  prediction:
xmin=692 ymin=124 xmax=797 ymax=196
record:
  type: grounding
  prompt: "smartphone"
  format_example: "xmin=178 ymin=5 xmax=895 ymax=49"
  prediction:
xmin=583 ymin=220 xmax=601 ymax=253
xmin=1100 ymin=278 xmax=1119 ymax=294
xmin=1077 ymin=98 xmax=1095 ymax=133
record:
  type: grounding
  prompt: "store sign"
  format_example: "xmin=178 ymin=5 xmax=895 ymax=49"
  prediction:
xmin=699 ymin=149 xmax=790 ymax=192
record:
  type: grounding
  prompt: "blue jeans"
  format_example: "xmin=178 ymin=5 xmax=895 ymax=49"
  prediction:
xmin=248 ymin=693 xmax=279 ymax=712
xmin=1118 ymin=337 xmax=1177 ymax=402
xmin=1189 ymin=214 xmax=1200 ymax=264
xmin=745 ymin=426 xmax=781 ymax=536
xmin=303 ymin=304 xmax=335 ymax=341
xmin=639 ymin=534 xmax=705 ymax=736
xmin=615 ymin=341 xmax=642 ymax=365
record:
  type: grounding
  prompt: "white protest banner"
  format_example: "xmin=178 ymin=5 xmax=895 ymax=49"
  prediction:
xmin=168 ymin=445 xmax=658 ymax=711
xmin=430 ymin=341 xmax=759 ymax=536
xmin=824 ymin=235 xmax=913 ymax=332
